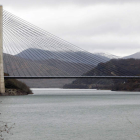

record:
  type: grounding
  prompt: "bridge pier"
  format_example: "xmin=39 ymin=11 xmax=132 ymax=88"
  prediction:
xmin=0 ymin=6 xmax=5 ymax=94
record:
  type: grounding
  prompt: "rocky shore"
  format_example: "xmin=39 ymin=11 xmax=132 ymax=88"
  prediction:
xmin=0 ymin=89 xmax=33 ymax=96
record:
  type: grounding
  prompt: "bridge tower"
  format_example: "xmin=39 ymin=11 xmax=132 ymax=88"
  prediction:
xmin=0 ymin=5 xmax=5 ymax=94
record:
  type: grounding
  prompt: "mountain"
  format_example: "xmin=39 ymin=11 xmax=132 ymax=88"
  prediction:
xmin=3 ymin=52 xmax=93 ymax=88
xmin=3 ymin=49 xmax=118 ymax=88
xmin=63 ymin=58 xmax=140 ymax=91
xmin=3 ymin=53 xmax=93 ymax=76
xmin=3 ymin=53 xmax=75 ymax=88
xmin=16 ymin=48 xmax=110 ymax=65
xmin=123 ymin=52 xmax=140 ymax=59
xmin=3 ymin=53 xmax=90 ymax=88
xmin=94 ymin=52 xmax=119 ymax=59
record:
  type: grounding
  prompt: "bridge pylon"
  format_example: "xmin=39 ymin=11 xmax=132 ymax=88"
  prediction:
xmin=0 ymin=5 xmax=5 ymax=94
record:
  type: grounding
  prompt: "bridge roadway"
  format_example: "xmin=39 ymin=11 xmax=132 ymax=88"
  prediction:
xmin=4 ymin=76 xmax=140 ymax=79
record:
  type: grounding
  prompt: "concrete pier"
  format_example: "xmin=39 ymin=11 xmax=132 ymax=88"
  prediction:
xmin=0 ymin=6 xmax=5 ymax=94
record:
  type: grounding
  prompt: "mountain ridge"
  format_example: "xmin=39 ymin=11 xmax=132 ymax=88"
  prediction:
xmin=123 ymin=52 xmax=140 ymax=59
xmin=16 ymin=48 xmax=110 ymax=65
xmin=63 ymin=58 xmax=140 ymax=91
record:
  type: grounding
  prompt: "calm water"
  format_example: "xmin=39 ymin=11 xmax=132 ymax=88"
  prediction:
xmin=1 ymin=89 xmax=140 ymax=140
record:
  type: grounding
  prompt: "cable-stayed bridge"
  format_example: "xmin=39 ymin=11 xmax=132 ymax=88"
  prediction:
xmin=3 ymin=10 xmax=111 ymax=78
xmin=2 ymin=9 xmax=138 ymax=78
xmin=0 ymin=6 xmax=140 ymax=93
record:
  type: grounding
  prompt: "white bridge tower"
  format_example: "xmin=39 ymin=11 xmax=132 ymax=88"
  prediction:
xmin=0 ymin=5 xmax=5 ymax=94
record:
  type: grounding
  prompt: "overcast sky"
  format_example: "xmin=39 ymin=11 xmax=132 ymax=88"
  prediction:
xmin=2 ymin=0 xmax=140 ymax=56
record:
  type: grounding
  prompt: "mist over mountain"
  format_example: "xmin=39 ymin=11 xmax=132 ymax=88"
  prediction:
xmin=93 ymin=52 xmax=119 ymax=59
xmin=123 ymin=52 xmax=140 ymax=59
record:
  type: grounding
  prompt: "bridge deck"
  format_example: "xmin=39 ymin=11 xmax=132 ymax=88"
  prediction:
xmin=4 ymin=76 xmax=140 ymax=79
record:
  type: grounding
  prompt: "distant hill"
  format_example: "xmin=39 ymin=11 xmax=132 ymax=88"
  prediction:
xmin=123 ymin=52 xmax=140 ymax=59
xmin=3 ymin=53 xmax=93 ymax=76
xmin=63 ymin=59 xmax=140 ymax=91
xmin=3 ymin=49 xmax=118 ymax=88
xmin=16 ymin=48 xmax=110 ymax=65
xmin=2 ymin=52 xmax=96 ymax=88
xmin=3 ymin=53 xmax=89 ymax=88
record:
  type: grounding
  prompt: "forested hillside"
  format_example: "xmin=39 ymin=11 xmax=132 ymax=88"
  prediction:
xmin=64 ymin=59 xmax=140 ymax=91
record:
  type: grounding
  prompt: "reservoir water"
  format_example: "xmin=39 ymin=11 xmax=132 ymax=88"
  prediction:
xmin=1 ymin=89 xmax=140 ymax=140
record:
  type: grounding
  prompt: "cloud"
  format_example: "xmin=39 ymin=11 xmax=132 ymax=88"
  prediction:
xmin=2 ymin=1 xmax=140 ymax=56
xmin=2 ymin=0 xmax=140 ymax=8
xmin=10 ymin=3 xmax=140 ymax=36
xmin=65 ymin=34 xmax=140 ymax=56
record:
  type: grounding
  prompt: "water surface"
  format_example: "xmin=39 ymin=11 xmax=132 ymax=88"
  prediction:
xmin=0 ymin=89 xmax=140 ymax=140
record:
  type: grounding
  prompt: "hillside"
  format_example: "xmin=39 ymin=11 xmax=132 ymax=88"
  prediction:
xmin=1 ymin=73 xmax=33 ymax=96
xmin=3 ymin=53 xmax=76 ymax=88
xmin=63 ymin=59 xmax=140 ymax=91
xmin=3 ymin=49 xmax=113 ymax=88
xmin=16 ymin=48 xmax=110 ymax=65
xmin=4 ymin=53 xmax=89 ymax=76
